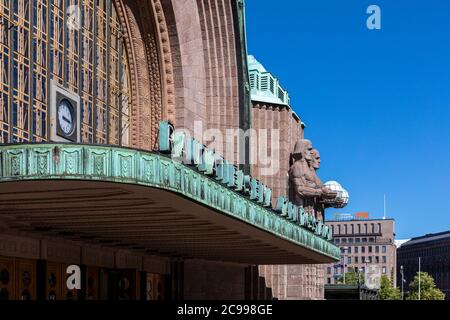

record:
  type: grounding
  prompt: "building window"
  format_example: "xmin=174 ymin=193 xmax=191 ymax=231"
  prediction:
xmin=368 ymin=246 xmax=372 ymax=253
xmin=371 ymin=223 xmax=375 ymax=234
xmin=347 ymin=257 xmax=351 ymax=264
xmin=375 ymin=256 xmax=380 ymax=263
xmin=338 ymin=225 xmax=341 ymax=235
xmin=361 ymin=247 xmax=366 ymax=254
xmin=344 ymin=224 xmax=348 ymax=235
xmin=361 ymin=267 xmax=366 ymax=273
xmin=331 ymin=225 xmax=334 ymax=235
xmin=354 ymin=256 xmax=359 ymax=264
xmin=369 ymin=237 xmax=374 ymax=242
xmin=363 ymin=224 xmax=367 ymax=234
xmin=368 ymin=256 xmax=372 ymax=263
xmin=351 ymin=224 xmax=354 ymax=234
xmin=349 ymin=238 xmax=354 ymax=244
xmin=382 ymin=246 xmax=387 ymax=253
xmin=362 ymin=256 xmax=366 ymax=263
xmin=347 ymin=247 xmax=352 ymax=254
xmin=334 ymin=238 xmax=340 ymax=244
xmin=355 ymin=238 xmax=361 ymax=243
xmin=327 ymin=278 xmax=331 ymax=284
xmin=375 ymin=246 xmax=379 ymax=253
xmin=382 ymin=267 xmax=386 ymax=274
xmin=342 ymin=238 xmax=347 ymax=244
xmin=362 ymin=237 xmax=367 ymax=243
xmin=0 ymin=0 xmax=132 ymax=145
xmin=327 ymin=267 xmax=331 ymax=275
xmin=382 ymin=256 xmax=387 ymax=264
xmin=354 ymin=247 xmax=359 ymax=254
xmin=378 ymin=223 xmax=382 ymax=233
xmin=357 ymin=224 xmax=361 ymax=234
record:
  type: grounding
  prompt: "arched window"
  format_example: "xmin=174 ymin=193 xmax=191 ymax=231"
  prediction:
xmin=0 ymin=0 xmax=131 ymax=145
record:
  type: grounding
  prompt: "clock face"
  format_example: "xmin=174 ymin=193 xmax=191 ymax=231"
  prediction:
xmin=57 ymin=99 xmax=74 ymax=135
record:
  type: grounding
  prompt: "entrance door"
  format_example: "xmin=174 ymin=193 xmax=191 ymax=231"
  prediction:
xmin=15 ymin=259 xmax=36 ymax=300
xmin=146 ymin=273 xmax=166 ymax=300
xmin=86 ymin=267 xmax=99 ymax=300
xmin=0 ymin=256 xmax=14 ymax=301
xmin=45 ymin=262 xmax=63 ymax=300
xmin=107 ymin=270 xmax=136 ymax=300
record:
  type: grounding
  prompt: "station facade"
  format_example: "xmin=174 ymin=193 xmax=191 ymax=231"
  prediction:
xmin=0 ymin=0 xmax=343 ymax=300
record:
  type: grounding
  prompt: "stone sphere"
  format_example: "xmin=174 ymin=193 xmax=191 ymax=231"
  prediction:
xmin=324 ymin=181 xmax=349 ymax=208
xmin=324 ymin=181 xmax=343 ymax=194
xmin=340 ymin=188 xmax=350 ymax=206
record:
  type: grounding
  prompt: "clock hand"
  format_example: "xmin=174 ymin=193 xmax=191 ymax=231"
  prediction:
xmin=62 ymin=115 xmax=72 ymax=124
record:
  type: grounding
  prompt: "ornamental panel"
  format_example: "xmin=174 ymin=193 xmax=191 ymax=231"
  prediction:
xmin=2 ymin=148 xmax=27 ymax=177
xmin=28 ymin=146 xmax=54 ymax=176
xmin=57 ymin=147 xmax=83 ymax=175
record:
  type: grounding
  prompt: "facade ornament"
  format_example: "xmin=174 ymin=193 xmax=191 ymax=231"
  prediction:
xmin=289 ymin=139 xmax=348 ymax=221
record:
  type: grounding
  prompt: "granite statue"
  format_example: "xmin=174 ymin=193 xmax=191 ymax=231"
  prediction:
xmin=289 ymin=139 xmax=346 ymax=221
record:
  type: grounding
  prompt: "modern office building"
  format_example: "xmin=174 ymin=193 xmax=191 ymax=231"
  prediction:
xmin=397 ymin=231 xmax=450 ymax=300
xmin=0 ymin=0 xmax=348 ymax=300
xmin=325 ymin=215 xmax=397 ymax=286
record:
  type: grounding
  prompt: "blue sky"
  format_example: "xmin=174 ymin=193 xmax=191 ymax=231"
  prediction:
xmin=245 ymin=0 xmax=450 ymax=239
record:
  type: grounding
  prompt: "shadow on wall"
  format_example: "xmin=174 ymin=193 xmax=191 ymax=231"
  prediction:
xmin=245 ymin=266 xmax=275 ymax=300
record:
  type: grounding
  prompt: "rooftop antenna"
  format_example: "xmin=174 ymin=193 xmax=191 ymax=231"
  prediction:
xmin=383 ymin=194 xmax=387 ymax=220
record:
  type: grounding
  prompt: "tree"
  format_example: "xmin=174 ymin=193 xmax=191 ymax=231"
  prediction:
xmin=407 ymin=272 xmax=445 ymax=300
xmin=378 ymin=275 xmax=401 ymax=300
xmin=336 ymin=268 xmax=365 ymax=286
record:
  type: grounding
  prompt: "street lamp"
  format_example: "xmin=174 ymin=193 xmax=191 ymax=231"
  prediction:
xmin=341 ymin=247 xmax=349 ymax=284
xmin=360 ymin=261 xmax=369 ymax=288
xmin=400 ymin=265 xmax=405 ymax=300
xmin=418 ymin=257 xmax=421 ymax=301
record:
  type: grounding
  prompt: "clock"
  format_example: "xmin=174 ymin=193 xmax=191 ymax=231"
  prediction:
xmin=55 ymin=95 xmax=78 ymax=142
xmin=58 ymin=99 xmax=75 ymax=135
xmin=50 ymin=81 xmax=80 ymax=143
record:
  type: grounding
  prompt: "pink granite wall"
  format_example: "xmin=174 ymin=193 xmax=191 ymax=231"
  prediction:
xmin=183 ymin=260 xmax=246 ymax=300
xmin=250 ymin=101 xmax=325 ymax=300
xmin=162 ymin=0 xmax=240 ymax=162
xmin=250 ymin=102 xmax=302 ymax=205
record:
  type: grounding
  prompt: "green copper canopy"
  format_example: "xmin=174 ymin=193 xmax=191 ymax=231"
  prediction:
xmin=0 ymin=143 xmax=340 ymax=262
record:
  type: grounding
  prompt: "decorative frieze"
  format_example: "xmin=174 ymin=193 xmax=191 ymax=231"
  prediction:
xmin=44 ymin=240 xmax=81 ymax=264
xmin=82 ymin=246 xmax=116 ymax=269
xmin=143 ymin=255 xmax=170 ymax=275
xmin=115 ymin=250 xmax=142 ymax=270
xmin=0 ymin=234 xmax=40 ymax=260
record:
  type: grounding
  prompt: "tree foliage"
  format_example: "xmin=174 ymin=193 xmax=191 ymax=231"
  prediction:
xmin=378 ymin=275 xmax=401 ymax=300
xmin=407 ymin=272 xmax=445 ymax=300
xmin=335 ymin=269 xmax=365 ymax=285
